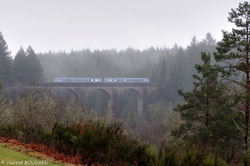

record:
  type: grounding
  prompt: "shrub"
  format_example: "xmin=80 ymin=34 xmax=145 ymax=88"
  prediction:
xmin=49 ymin=121 xmax=155 ymax=165
xmin=157 ymin=143 xmax=228 ymax=166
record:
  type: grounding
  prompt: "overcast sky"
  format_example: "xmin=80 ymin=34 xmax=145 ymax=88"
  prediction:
xmin=0 ymin=0 xmax=244 ymax=55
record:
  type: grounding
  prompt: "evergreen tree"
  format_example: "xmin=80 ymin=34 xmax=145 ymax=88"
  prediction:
xmin=214 ymin=1 xmax=250 ymax=152
xmin=0 ymin=32 xmax=13 ymax=82
xmin=14 ymin=47 xmax=27 ymax=82
xmin=157 ymin=57 xmax=168 ymax=102
xmin=14 ymin=46 xmax=44 ymax=82
xmin=173 ymin=53 xmax=240 ymax=161
xmin=26 ymin=46 xmax=44 ymax=82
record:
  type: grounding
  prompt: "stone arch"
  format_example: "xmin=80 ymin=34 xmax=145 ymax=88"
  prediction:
xmin=18 ymin=88 xmax=44 ymax=101
xmin=148 ymin=89 xmax=160 ymax=104
xmin=118 ymin=88 xmax=143 ymax=115
xmin=66 ymin=89 xmax=79 ymax=100
xmin=85 ymin=88 xmax=112 ymax=101
xmin=52 ymin=88 xmax=79 ymax=101
xmin=119 ymin=88 xmax=143 ymax=100
xmin=85 ymin=88 xmax=112 ymax=114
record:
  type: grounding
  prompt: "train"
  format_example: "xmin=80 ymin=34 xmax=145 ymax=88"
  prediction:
xmin=53 ymin=77 xmax=150 ymax=83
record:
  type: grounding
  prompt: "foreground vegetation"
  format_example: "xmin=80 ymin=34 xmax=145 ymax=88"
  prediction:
xmin=0 ymin=93 xmax=228 ymax=165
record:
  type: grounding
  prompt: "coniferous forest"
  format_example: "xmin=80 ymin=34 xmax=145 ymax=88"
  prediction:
xmin=1 ymin=2 xmax=250 ymax=165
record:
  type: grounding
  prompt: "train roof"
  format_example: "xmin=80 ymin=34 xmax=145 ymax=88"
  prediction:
xmin=54 ymin=77 xmax=102 ymax=79
xmin=104 ymin=77 xmax=149 ymax=79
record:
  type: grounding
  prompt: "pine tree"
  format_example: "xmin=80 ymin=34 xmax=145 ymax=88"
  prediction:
xmin=173 ymin=53 xmax=237 ymax=146
xmin=0 ymin=32 xmax=13 ymax=82
xmin=213 ymin=1 xmax=250 ymax=152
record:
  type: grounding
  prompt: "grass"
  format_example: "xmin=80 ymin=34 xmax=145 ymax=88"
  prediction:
xmin=0 ymin=143 xmax=76 ymax=166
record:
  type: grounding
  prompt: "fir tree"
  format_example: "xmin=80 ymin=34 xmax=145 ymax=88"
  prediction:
xmin=14 ymin=47 xmax=27 ymax=82
xmin=0 ymin=32 xmax=13 ymax=82
xmin=26 ymin=46 xmax=44 ymax=82
xmin=14 ymin=46 xmax=44 ymax=82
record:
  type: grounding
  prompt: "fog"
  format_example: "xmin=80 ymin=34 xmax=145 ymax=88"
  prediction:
xmin=37 ymin=33 xmax=216 ymax=105
xmin=0 ymin=0 xmax=242 ymax=55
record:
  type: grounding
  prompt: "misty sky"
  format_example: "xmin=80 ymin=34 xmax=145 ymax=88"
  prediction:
xmin=0 ymin=0 xmax=244 ymax=55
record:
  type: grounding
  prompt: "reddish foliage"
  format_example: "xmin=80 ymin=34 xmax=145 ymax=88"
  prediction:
xmin=0 ymin=138 xmax=82 ymax=165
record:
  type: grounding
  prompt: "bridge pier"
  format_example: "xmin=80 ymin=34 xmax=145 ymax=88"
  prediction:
xmin=2 ymin=83 xmax=157 ymax=116
xmin=137 ymin=98 xmax=143 ymax=115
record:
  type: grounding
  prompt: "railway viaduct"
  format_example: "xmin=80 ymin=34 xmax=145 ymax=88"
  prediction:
xmin=2 ymin=83 xmax=157 ymax=115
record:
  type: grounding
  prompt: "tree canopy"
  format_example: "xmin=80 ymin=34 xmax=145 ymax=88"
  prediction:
xmin=14 ymin=46 xmax=44 ymax=82
xmin=0 ymin=32 xmax=13 ymax=82
xmin=214 ymin=1 xmax=250 ymax=152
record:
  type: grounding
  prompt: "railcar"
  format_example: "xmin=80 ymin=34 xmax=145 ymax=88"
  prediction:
xmin=103 ymin=78 xmax=149 ymax=83
xmin=53 ymin=77 xmax=102 ymax=83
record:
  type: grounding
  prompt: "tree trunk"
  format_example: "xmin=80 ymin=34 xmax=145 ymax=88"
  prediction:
xmin=245 ymin=24 xmax=250 ymax=152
